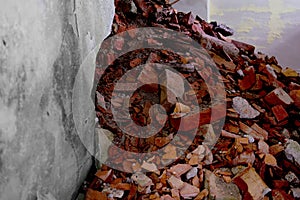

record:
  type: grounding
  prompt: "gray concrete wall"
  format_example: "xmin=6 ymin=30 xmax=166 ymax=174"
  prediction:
xmin=173 ymin=0 xmax=208 ymax=20
xmin=0 ymin=0 xmax=114 ymax=199
xmin=176 ymin=0 xmax=300 ymax=72
xmin=210 ymin=0 xmax=300 ymax=72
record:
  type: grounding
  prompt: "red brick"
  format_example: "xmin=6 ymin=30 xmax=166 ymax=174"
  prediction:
xmin=233 ymin=167 xmax=270 ymax=200
xmin=272 ymin=189 xmax=294 ymax=200
xmin=290 ymin=90 xmax=300 ymax=108
xmin=239 ymin=122 xmax=264 ymax=140
xmin=271 ymin=105 xmax=288 ymax=122
xmin=264 ymin=88 xmax=294 ymax=106
xmin=170 ymin=103 xmax=226 ymax=131
xmin=238 ymin=66 xmax=256 ymax=91
xmin=251 ymin=123 xmax=268 ymax=140
xmin=272 ymin=180 xmax=289 ymax=189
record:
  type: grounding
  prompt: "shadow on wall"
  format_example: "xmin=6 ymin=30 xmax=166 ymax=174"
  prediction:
xmin=267 ymin=27 xmax=300 ymax=72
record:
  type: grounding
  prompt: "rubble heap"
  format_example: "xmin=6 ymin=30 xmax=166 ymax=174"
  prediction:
xmin=83 ymin=0 xmax=300 ymax=199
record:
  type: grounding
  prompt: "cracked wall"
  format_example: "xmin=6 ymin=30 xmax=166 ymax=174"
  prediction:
xmin=0 ymin=0 xmax=114 ymax=199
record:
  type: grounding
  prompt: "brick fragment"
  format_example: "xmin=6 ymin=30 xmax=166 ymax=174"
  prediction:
xmin=233 ymin=167 xmax=270 ymax=200
xmin=264 ymin=88 xmax=294 ymax=106
xmin=271 ymin=105 xmax=288 ymax=122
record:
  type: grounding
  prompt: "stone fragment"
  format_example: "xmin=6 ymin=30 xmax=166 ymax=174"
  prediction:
xmin=285 ymin=171 xmax=300 ymax=185
xmin=285 ymin=140 xmax=300 ymax=167
xmin=291 ymin=188 xmax=300 ymax=199
xmin=205 ymin=170 xmax=242 ymax=200
xmin=231 ymin=166 xmax=247 ymax=176
xmin=102 ymin=186 xmax=125 ymax=198
xmin=264 ymin=88 xmax=294 ymax=106
xmin=258 ymin=140 xmax=269 ymax=154
xmin=232 ymin=97 xmax=260 ymax=119
xmin=168 ymin=175 xmax=185 ymax=190
xmin=169 ymin=164 xmax=192 ymax=177
xmin=131 ymin=172 xmax=153 ymax=188
xmin=272 ymin=105 xmax=289 ymax=122
xmin=233 ymin=167 xmax=270 ymax=200
xmin=186 ymin=167 xmax=198 ymax=180
xmin=179 ymin=182 xmax=200 ymax=199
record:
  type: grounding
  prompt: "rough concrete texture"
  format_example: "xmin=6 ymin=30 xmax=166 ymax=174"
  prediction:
xmin=0 ymin=0 xmax=114 ymax=199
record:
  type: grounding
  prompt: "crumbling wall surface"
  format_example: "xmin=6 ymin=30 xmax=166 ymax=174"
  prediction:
xmin=0 ymin=0 xmax=114 ymax=199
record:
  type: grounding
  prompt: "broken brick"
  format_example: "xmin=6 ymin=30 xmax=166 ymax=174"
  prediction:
xmin=290 ymin=90 xmax=300 ymax=108
xmin=272 ymin=105 xmax=289 ymax=122
xmin=233 ymin=167 xmax=270 ymax=200
xmin=238 ymin=66 xmax=256 ymax=91
xmin=239 ymin=122 xmax=264 ymax=140
xmin=264 ymin=88 xmax=294 ymax=106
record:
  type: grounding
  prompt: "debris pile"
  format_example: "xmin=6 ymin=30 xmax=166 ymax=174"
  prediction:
xmin=83 ymin=0 xmax=300 ymax=199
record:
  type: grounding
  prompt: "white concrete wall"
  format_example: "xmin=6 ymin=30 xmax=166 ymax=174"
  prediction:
xmin=0 ymin=0 xmax=114 ymax=199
